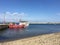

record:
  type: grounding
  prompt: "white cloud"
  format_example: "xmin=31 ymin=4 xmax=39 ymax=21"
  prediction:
xmin=6 ymin=12 xmax=11 ymax=15
xmin=12 ymin=12 xmax=18 ymax=15
xmin=20 ymin=12 xmax=25 ymax=15
xmin=5 ymin=12 xmax=26 ymax=16
xmin=0 ymin=12 xmax=28 ymax=22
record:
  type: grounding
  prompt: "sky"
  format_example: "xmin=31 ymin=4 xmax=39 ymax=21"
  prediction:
xmin=0 ymin=0 xmax=60 ymax=22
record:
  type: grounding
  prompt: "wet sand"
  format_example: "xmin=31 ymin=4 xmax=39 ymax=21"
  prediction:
xmin=0 ymin=32 xmax=60 ymax=45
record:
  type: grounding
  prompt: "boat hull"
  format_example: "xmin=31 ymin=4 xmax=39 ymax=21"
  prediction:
xmin=9 ymin=24 xmax=25 ymax=29
xmin=8 ymin=21 xmax=29 ymax=29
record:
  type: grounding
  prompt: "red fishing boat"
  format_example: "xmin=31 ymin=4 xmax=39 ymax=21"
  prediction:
xmin=8 ymin=21 xmax=29 ymax=29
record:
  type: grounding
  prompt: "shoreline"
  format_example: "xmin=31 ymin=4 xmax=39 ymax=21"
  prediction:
xmin=0 ymin=32 xmax=60 ymax=45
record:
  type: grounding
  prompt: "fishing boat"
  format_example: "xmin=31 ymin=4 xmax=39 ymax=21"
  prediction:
xmin=8 ymin=21 xmax=29 ymax=29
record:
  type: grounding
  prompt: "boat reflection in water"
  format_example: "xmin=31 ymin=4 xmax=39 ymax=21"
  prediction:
xmin=9 ymin=21 xmax=29 ymax=29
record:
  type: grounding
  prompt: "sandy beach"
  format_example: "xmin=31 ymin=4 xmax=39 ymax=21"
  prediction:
xmin=0 ymin=32 xmax=60 ymax=45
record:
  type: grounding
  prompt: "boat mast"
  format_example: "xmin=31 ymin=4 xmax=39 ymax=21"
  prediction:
xmin=3 ymin=14 xmax=5 ymax=24
xmin=20 ymin=14 xmax=22 ymax=22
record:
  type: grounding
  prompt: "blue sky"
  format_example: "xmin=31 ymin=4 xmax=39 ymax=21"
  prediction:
xmin=0 ymin=0 xmax=60 ymax=22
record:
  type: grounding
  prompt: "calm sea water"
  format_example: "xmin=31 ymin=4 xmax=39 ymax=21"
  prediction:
xmin=0 ymin=24 xmax=60 ymax=40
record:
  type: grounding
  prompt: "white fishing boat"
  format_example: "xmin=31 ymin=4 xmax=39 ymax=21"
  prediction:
xmin=9 ymin=14 xmax=29 ymax=29
xmin=9 ymin=21 xmax=29 ymax=29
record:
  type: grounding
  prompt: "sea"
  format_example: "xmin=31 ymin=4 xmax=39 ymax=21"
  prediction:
xmin=0 ymin=24 xmax=60 ymax=41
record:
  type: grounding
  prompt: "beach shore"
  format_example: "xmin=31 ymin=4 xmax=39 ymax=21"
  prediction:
xmin=0 ymin=32 xmax=60 ymax=45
